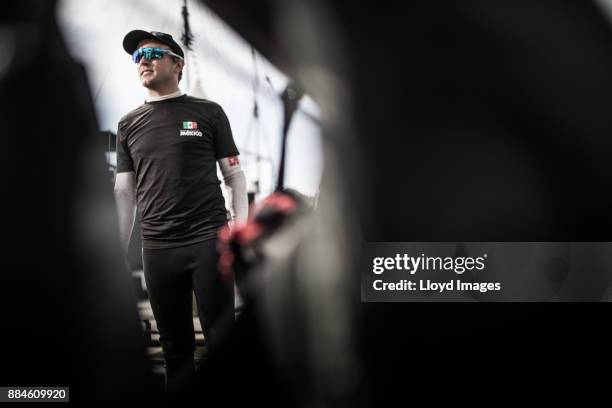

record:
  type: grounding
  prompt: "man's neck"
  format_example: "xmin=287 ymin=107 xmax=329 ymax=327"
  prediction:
xmin=146 ymin=88 xmax=184 ymax=102
xmin=147 ymin=81 xmax=181 ymax=97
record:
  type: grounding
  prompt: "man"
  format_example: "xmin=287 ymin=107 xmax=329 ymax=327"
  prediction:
xmin=113 ymin=30 xmax=248 ymax=394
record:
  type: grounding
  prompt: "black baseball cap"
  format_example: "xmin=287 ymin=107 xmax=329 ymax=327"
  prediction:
xmin=123 ymin=30 xmax=184 ymax=58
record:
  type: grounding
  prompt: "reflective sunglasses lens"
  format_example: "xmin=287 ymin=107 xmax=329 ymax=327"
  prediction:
xmin=132 ymin=48 xmax=166 ymax=63
xmin=150 ymin=48 xmax=165 ymax=59
xmin=132 ymin=49 xmax=141 ymax=63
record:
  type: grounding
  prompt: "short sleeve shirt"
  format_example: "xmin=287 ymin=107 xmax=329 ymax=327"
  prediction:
xmin=116 ymin=95 xmax=239 ymax=249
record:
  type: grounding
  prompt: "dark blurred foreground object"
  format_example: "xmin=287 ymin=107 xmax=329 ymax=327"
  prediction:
xmin=208 ymin=0 xmax=612 ymax=242
xmin=217 ymin=190 xmax=311 ymax=302
xmin=0 ymin=1 xmax=158 ymax=404
xmin=193 ymin=0 xmax=612 ymax=405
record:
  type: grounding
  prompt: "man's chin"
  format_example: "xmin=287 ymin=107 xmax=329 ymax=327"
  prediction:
xmin=140 ymin=77 xmax=157 ymax=88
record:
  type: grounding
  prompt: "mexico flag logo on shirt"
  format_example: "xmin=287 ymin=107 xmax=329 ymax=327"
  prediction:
xmin=180 ymin=121 xmax=203 ymax=137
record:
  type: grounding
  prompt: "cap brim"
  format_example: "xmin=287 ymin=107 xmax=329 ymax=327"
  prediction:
xmin=123 ymin=30 xmax=159 ymax=55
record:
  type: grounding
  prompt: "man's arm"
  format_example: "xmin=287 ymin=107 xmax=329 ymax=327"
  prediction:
xmin=113 ymin=171 xmax=137 ymax=255
xmin=218 ymin=156 xmax=248 ymax=225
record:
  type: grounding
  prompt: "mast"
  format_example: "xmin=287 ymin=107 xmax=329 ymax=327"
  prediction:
xmin=181 ymin=0 xmax=194 ymax=93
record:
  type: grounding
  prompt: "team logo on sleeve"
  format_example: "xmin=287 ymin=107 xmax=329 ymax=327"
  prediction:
xmin=180 ymin=121 xmax=203 ymax=136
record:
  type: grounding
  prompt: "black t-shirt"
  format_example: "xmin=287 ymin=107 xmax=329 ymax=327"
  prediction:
xmin=116 ymin=94 xmax=239 ymax=249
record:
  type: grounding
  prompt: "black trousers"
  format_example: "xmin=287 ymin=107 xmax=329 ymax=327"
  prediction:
xmin=142 ymin=237 xmax=234 ymax=394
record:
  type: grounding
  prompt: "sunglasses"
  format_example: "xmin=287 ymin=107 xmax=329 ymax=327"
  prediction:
xmin=132 ymin=47 xmax=183 ymax=63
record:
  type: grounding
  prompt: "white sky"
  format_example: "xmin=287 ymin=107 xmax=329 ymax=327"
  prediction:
xmin=57 ymin=0 xmax=323 ymax=197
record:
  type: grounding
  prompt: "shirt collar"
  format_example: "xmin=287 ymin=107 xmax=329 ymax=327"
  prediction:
xmin=145 ymin=90 xmax=185 ymax=102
